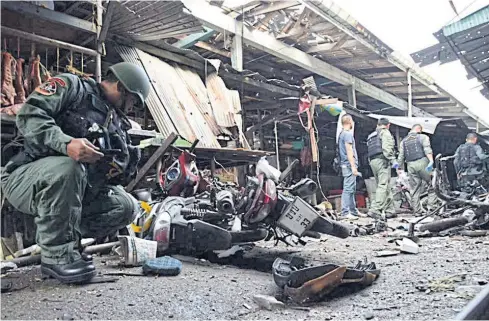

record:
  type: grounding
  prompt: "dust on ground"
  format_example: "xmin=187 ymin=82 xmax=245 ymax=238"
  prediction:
xmin=1 ymin=215 xmax=488 ymax=320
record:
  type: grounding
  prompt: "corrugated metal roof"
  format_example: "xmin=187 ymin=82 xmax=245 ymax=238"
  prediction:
xmin=110 ymin=1 xmax=204 ymax=41
xmin=443 ymin=5 xmax=489 ymax=37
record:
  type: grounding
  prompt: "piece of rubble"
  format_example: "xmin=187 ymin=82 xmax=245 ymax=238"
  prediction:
xmin=477 ymin=279 xmax=488 ymax=286
xmin=253 ymin=294 xmax=284 ymax=310
xmin=460 ymin=230 xmax=487 ymax=237
xmin=0 ymin=261 xmax=17 ymax=274
xmin=374 ymin=250 xmax=400 ymax=257
xmin=400 ymin=238 xmax=419 ymax=254
xmin=364 ymin=311 xmax=374 ymax=320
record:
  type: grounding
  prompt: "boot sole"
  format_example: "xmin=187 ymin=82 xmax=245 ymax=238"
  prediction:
xmin=41 ymin=266 xmax=96 ymax=284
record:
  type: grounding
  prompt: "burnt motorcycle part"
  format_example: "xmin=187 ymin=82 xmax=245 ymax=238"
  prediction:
xmin=289 ymin=178 xmax=318 ymax=199
xmin=230 ymin=229 xmax=269 ymax=243
xmin=171 ymin=219 xmax=232 ymax=255
xmin=216 ymin=190 xmax=235 ymax=213
xmin=273 ymin=257 xmax=380 ymax=303
xmin=132 ymin=188 xmax=152 ymax=203
xmin=418 ymin=217 xmax=469 ymax=233
xmin=309 ymin=216 xmax=350 ymax=239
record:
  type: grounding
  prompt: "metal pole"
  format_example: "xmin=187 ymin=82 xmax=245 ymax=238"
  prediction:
xmin=95 ymin=0 xmax=103 ymax=83
xmin=407 ymin=69 xmax=413 ymax=117
xmin=274 ymin=121 xmax=280 ymax=170
xmin=476 ymin=121 xmax=480 ymax=133
xmin=1 ymin=27 xmax=98 ymax=56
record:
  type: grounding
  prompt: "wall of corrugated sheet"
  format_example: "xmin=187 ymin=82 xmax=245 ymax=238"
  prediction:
xmin=206 ymin=72 xmax=238 ymax=128
xmin=173 ymin=66 xmax=231 ymax=137
xmin=116 ymin=45 xmax=236 ymax=148
xmin=115 ymin=45 xmax=177 ymax=138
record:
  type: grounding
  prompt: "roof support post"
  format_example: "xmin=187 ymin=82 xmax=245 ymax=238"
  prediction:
xmin=407 ymin=69 xmax=413 ymax=117
xmin=231 ymin=32 xmax=243 ymax=72
xmin=95 ymin=0 xmax=103 ymax=83
xmin=347 ymin=84 xmax=356 ymax=108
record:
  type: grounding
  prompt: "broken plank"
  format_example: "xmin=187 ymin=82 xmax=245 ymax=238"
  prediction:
xmin=125 ymin=133 xmax=178 ymax=193
xmin=246 ymin=1 xmax=300 ymax=16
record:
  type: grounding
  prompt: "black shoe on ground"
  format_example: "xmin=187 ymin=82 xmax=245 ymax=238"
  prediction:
xmin=41 ymin=259 xmax=96 ymax=284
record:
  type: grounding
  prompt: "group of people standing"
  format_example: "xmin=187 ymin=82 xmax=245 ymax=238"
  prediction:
xmin=337 ymin=113 xmax=487 ymax=231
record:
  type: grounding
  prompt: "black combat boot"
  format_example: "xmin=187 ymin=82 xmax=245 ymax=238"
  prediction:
xmin=81 ymin=253 xmax=93 ymax=262
xmin=41 ymin=259 xmax=96 ymax=284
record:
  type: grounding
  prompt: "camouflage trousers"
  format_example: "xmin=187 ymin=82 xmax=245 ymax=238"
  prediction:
xmin=1 ymin=156 xmax=137 ymax=264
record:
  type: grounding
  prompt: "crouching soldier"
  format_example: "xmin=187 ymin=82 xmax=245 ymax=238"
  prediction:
xmin=1 ymin=62 xmax=150 ymax=284
xmin=366 ymin=118 xmax=398 ymax=230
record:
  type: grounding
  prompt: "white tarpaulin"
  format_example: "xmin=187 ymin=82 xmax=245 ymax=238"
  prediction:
xmin=367 ymin=114 xmax=443 ymax=134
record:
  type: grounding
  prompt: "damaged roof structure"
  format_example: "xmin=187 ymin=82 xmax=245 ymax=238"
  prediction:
xmin=1 ymin=0 xmax=484 ymax=141
xmin=411 ymin=4 xmax=489 ymax=129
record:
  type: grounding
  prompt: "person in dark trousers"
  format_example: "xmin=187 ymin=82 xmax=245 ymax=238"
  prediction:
xmin=453 ymin=132 xmax=488 ymax=192
xmin=338 ymin=113 xmax=360 ymax=220
xmin=397 ymin=124 xmax=437 ymax=216
xmin=1 ymin=62 xmax=150 ymax=284
xmin=366 ymin=118 xmax=398 ymax=230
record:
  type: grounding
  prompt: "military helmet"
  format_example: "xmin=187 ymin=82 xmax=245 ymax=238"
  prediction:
xmin=108 ymin=62 xmax=150 ymax=107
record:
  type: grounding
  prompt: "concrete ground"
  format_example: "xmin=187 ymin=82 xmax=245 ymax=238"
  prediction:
xmin=1 ymin=216 xmax=488 ymax=320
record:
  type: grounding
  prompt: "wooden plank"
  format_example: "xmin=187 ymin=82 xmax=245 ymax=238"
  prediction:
xmin=173 ymin=27 xmax=216 ymax=49
xmin=2 ymin=1 xmax=96 ymax=34
xmin=306 ymin=39 xmax=356 ymax=53
xmin=125 ymin=132 xmax=178 ymax=193
xmin=195 ymin=41 xmax=231 ymax=57
xmin=246 ymin=1 xmax=300 ymax=16
xmin=99 ymin=1 xmax=117 ymax=43
xmin=181 ymin=0 xmax=433 ymax=117
xmin=221 ymin=72 xmax=299 ymax=97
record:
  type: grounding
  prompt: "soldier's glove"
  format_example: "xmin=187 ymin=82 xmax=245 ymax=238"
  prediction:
xmin=392 ymin=161 xmax=400 ymax=169
xmin=425 ymin=162 xmax=434 ymax=173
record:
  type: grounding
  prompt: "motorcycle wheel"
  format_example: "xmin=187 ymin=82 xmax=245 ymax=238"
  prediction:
xmin=230 ymin=229 xmax=268 ymax=243
xmin=309 ymin=216 xmax=350 ymax=239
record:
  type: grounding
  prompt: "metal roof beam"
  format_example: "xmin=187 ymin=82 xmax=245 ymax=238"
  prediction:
xmin=2 ymin=1 xmax=96 ymax=34
xmin=181 ymin=0 xmax=432 ymax=117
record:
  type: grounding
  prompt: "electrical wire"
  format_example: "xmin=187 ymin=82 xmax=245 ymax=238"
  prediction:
xmin=311 ymin=105 xmax=329 ymax=202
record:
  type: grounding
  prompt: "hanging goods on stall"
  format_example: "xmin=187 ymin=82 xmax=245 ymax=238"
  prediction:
xmin=1 ymin=52 xmax=17 ymax=106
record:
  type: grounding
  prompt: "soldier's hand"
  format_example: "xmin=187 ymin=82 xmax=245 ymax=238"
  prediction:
xmin=67 ymin=138 xmax=104 ymax=163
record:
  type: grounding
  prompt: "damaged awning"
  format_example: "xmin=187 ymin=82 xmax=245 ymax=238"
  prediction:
xmin=367 ymin=114 xmax=443 ymax=134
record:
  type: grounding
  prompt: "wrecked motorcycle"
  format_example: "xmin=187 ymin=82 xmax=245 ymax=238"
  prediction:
xmin=132 ymin=157 xmax=350 ymax=256
xmin=421 ymin=154 xmax=489 ymax=233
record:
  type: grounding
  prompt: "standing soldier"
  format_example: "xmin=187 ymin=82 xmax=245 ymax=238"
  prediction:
xmin=397 ymin=124 xmax=437 ymax=216
xmin=366 ymin=118 xmax=398 ymax=229
xmin=453 ymin=132 xmax=489 ymax=192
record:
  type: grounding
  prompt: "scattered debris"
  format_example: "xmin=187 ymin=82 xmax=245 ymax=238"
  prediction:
xmin=374 ymin=250 xmax=400 ymax=257
xmin=273 ymin=258 xmax=380 ymax=303
xmin=0 ymin=261 xmax=17 ymax=274
xmin=426 ymin=274 xmax=466 ymax=292
xmin=460 ymin=230 xmax=487 ymax=237
xmin=61 ymin=313 xmax=75 ymax=320
xmin=116 ymin=236 xmax=157 ymax=267
xmin=399 ymin=238 xmax=419 ymax=254
xmin=143 ymin=256 xmax=182 ymax=276
xmin=477 ymin=279 xmax=488 ymax=286
xmin=364 ymin=311 xmax=374 ymax=320
xmin=253 ymin=294 xmax=284 ymax=310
